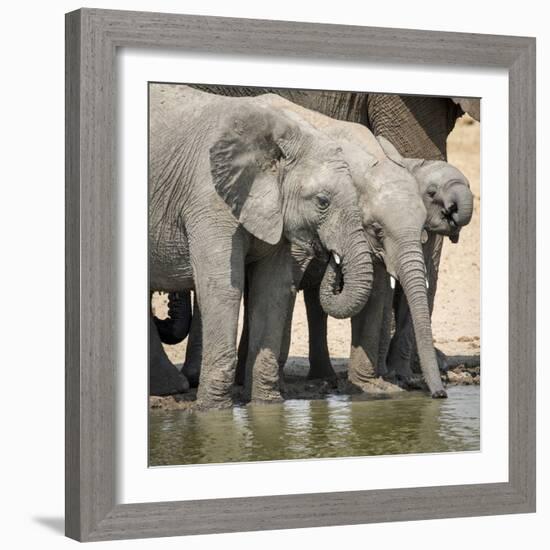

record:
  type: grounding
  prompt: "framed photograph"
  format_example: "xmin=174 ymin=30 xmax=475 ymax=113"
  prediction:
xmin=65 ymin=8 xmax=535 ymax=542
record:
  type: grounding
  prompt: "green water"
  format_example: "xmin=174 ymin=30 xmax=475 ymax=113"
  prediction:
xmin=149 ymin=385 xmax=480 ymax=466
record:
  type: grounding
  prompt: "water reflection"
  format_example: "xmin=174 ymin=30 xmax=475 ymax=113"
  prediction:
xmin=149 ymin=386 xmax=480 ymax=466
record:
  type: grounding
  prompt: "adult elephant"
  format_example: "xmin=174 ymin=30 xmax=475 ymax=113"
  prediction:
xmin=343 ymin=137 xmax=473 ymax=389
xmin=365 ymin=94 xmax=478 ymax=378
xmin=149 ymin=84 xmax=373 ymax=408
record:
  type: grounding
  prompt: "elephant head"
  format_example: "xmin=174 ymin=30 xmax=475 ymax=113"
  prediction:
xmin=412 ymin=160 xmax=473 ymax=244
xmin=209 ymin=103 xmax=373 ymax=319
xmin=326 ymin=126 xmax=447 ymax=397
xmin=377 ymin=136 xmax=473 ymax=243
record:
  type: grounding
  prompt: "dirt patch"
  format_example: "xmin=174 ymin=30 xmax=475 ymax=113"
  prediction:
xmin=433 ymin=116 xmax=480 ymax=356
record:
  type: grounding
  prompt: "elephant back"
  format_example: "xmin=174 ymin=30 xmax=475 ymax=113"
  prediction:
xmin=189 ymin=84 xmax=367 ymax=125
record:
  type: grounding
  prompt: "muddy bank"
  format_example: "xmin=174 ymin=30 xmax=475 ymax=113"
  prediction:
xmin=149 ymin=357 xmax=480 ymax=411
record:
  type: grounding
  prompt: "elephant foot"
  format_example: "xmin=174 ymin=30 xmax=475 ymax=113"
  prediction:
xmin=194 ymin=397 xmax=233 ymax=411
xmin=150 ymin=362 xmax=190 ymax=396
xmin=318 ymin=377 xmax=339 ymax=390
xmin=181 ymin=362 xmax=201 ymax=388
xmin=349 ymin=376 xmax=404 ymax=395
xmin=250 ymin=395 xmax=284 ymax=406
xmin=250 ymin=389 xmax=284 ymax=404
xmin=301 ymin=378 xmax=339 ymax=398
xmin=386 ymin=353 xmax=414 ymax=380
xmin=386 ymin=371 xmax=425 ymax=391
xmin=411 ymin=347 xmax=450 ymax=374
xmin=307 ymin=375 xmax=339 ymax=393
xmin=435 ymin=347 xmax=449 ymax=372
xmin=307 ymin=357 xmax=337 ymax=383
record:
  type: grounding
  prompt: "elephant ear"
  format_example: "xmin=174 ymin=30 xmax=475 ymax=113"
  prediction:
xmin=401 ymin=157 xmax=427 ymax=175
xmin=376 ymin=135 xmax=407 ymax=168
xmin=400 ymin=158 xmax=436 ymax=198
xmin=209 ymin=107 xmax=298 ymax=245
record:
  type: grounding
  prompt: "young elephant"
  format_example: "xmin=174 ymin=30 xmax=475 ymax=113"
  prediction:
xmin=376 ymin=138 xmax=474 ymax=381
xmin=297 ymin=126 xmax=451 ymax=397
xmin=149 ymin=85 xmax=373 ymax=408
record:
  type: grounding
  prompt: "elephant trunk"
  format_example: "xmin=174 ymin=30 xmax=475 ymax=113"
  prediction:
xmin=450 ymin=182 xmax=474 ymax=226
xmin=395 ymin=234 xmax=447 ymax=397
xmin=319 ymin=218 xmax=373 ymax=319
xmin=441 ymin=181 xmax=474 ymax=242
xmin=153 ymin=292 xmax=192 ymax=345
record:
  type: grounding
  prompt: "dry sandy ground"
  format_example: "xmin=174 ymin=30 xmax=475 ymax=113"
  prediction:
xmin=432 ymin=116 xmax=480 ymax=356
xmin=154 ymin=115 xmax=480 ymax=366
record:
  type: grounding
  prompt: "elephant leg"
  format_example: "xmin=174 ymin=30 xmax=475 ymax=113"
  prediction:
xmin=235 ymin=278 xmax=249 ymax=386
xmin=244 ymin=246 xmax=295 ymax=403
xmin=376 ymin=284 xmax=394 ymax=378
xmin=277 ymin=292 xmax=296 ymax=387
xmin=237 ymin=276 xmax=293 ymax=388
xmin=182 ymin=292 xmax=202 ymax=388
xmin=304 ymin=286 xmax=337 ymax=381
xmin=149 ymin=315 xmax=190 ymax=396
xmin=386 ymin=282 xmax=417 ymax=383
xmin=193 ymin=244 xmax=244 ymax=410
xmin=348 ymin=263 xmax=402 ymax=394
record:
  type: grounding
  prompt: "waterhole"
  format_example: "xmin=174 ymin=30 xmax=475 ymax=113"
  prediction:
xmin=149 ymin=385 xmax=480 ymax=466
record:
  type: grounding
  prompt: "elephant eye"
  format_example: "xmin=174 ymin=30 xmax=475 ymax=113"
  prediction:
xmin=426 ymin=184 xmax=438 ymax=199
xmin=315 ymin=195 xmax=330 ymax=210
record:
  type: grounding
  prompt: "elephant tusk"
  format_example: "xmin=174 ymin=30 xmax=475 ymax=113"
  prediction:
xmin=390 ymin=276 xmax=396 ymax=289
xmin=426 ymin=278 xmax=429 ymax=289
xmin=333 ymin=252 xmax=341 ymax=265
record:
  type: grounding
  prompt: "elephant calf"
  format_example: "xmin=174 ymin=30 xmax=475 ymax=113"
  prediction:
xmin=149 ymin=85 xmax=373 ymax=408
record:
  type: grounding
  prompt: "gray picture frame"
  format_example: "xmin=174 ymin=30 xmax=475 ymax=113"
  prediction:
xmin=65 ymin=8 xmax=536 ymax=542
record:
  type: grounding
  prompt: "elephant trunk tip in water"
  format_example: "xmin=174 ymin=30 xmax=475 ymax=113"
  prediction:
xmin=394 ymin=244 xmax=448 ymax=399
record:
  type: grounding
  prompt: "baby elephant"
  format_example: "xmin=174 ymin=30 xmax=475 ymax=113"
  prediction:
xmin=379 ymin=139 xmax=474 ymax=383
xmin=342 ymin=137 xmax=473 ymax=390
xmin=293 ymin=122 xmax=455 ymax=397
xmin=149 ymin=85 xmax=373 ymax=408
